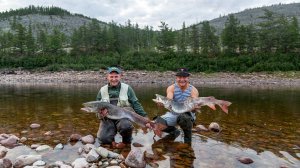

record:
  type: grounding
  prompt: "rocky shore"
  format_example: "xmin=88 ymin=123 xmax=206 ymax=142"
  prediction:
xmin=0 ymin=70 xmax=299 ymax=87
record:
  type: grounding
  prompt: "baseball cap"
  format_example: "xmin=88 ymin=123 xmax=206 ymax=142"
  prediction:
xmin=107 ymin=67 xmax=121 ymax=74
xmin=175 ymin=68 xmax=190 ymax=77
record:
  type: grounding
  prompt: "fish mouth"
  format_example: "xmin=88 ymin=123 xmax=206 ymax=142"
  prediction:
xmin=80 ymin=107 xmax=94 ymax=112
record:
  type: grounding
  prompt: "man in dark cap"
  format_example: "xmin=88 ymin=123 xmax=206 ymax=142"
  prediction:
xmin=155 ymin=68 xmax=199 ymax=144
xmin=96 ymin=66 xmax=150 ymax=146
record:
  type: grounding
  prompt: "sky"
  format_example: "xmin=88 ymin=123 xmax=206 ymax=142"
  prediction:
xmin=0 ymin=0 xmax=299 ymax=30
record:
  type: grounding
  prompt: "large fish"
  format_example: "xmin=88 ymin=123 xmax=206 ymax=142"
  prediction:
xmin=81 ymin=101 xmax=166 ymax=137
xmin=152 ymin=94 xmax=232 ymax=114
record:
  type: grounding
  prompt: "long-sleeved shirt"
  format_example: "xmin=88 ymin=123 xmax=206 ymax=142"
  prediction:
xmin=96 ymin=82 xmax=147 ymax=117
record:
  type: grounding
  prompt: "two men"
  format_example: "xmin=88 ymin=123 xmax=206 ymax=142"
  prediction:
xmin=96 ymin=67 xmax=198 ymax=145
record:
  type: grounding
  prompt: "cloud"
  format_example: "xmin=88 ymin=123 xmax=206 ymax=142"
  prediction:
xmin=0 ymin=0 xmax=299 ymax=30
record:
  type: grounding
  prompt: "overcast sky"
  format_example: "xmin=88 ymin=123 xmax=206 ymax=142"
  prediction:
xmin=0 ymin=0 xmax=299 ymax=30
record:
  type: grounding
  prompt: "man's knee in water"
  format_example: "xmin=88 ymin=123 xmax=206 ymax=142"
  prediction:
xmin=177 ymin=113 xmax=193 ymax=130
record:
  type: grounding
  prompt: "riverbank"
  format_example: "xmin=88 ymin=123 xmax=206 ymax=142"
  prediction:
xmin=0 ymin=70 xmax=299 ymax=87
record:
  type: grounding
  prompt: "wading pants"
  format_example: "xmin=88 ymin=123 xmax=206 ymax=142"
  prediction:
xmin=97 ymin=118 xmax=134 ymax=144
xmin=156 ymin=112 xmax=194 ymax=144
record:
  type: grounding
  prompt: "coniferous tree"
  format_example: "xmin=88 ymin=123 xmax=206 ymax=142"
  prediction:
xmin=221 ymin=14 xmax=240 ymax=55
xmin=157 ymin=21 xmax=175 ymax=52
xmin=190 ymin=24 xmax=200 ymax=54
xmin=199 ymin=21 xmax=220 ymax=56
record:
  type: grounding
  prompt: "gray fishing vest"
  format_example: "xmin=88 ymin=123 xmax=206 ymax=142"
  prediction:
xmin=100 ymin=83 xmax=131 ymax=107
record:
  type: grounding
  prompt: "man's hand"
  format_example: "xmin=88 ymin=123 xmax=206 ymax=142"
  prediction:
xmin=98 ymin=108 xmax=108 ymax=117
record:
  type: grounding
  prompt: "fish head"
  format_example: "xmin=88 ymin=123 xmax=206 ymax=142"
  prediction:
xmin=81 ymin=101 xmax=109 ymax=113
xmin=153 ymin=94 xmax=171 ymax=106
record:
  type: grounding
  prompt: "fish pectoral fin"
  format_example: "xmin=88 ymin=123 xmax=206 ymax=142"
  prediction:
xmin=207 ymin=104 xmax=216 ymax=110
xmin=218 ymin=104 xmax=229 ymax=114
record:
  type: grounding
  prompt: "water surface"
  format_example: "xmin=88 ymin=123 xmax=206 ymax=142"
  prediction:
xmin=0 ymin=84 xmax=299 ymax=167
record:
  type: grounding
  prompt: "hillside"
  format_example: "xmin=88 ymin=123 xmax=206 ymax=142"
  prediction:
xmin=1 ymin=3 xmax=300 ymax=36
xmin=0 ymin=6 xmax=107 ymax=36
xmin=204 ymin=3 xmax=300 ymax=33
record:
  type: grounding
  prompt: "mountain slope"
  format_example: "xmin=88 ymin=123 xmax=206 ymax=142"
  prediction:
xmin=204 ymin=3 xmax=300 ymax=33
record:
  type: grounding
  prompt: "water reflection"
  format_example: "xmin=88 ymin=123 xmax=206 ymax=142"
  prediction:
xmin=0 ymin=84 xmax=299 ymax=167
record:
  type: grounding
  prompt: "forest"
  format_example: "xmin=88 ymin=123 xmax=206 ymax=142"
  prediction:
xmin=0 ymin=6 xmax=299 ymax=72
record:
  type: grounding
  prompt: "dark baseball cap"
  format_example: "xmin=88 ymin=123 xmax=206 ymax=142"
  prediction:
xmin=175 ymin=68 xmax=190 ymax=77
xmin=107 ymin=67 xmax=121 ymax=74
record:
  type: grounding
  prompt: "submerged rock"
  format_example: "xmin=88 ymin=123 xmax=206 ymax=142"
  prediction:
xmin=238 ymin=157 xmax=254 ymax=164
xmin=195 ymin=124 xmax=209 ymax=132
xmin=30 ymin=123 xmax=41 ymax=129
xmin=208 ymin=122 xmax=220 ymax=132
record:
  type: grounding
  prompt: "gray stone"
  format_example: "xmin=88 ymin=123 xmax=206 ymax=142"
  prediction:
xmin=14 ymin=155 xmax=42 ymax=168
xmin=0 ymin=146 xmax=8 ymax=158
xmin=0 ymin=158 xmax=12 ymax=168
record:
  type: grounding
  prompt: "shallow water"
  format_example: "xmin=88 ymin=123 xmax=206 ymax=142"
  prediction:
xmin=0 ymin=84 xmax=299 ymax=167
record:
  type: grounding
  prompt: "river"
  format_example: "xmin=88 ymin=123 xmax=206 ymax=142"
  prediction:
xmin=0 ymin=84 xmax=299 ymax=167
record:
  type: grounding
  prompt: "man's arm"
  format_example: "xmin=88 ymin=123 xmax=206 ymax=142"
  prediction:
xmin=127 ymin=86 xmax=147 ymax=117
xmin=166 ymin=85 xmax=175 ymax=99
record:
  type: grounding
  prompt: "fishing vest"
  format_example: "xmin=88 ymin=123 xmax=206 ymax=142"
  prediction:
xmin=100 ymin=83 xmax=131 ymax=107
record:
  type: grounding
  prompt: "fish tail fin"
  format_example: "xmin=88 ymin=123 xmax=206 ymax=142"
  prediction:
xmin=218 ymin=100 xmax=232 ymax=114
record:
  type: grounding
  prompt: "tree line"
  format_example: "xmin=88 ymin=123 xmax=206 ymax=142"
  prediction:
xmin=0 ymin=6 xmax=299 ymax=72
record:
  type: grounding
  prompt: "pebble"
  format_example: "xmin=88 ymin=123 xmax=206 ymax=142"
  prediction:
xmin=238 ymin=157 xmax=254 ymax=164
xmin=30 ymin=123 xmax=41 ymax=129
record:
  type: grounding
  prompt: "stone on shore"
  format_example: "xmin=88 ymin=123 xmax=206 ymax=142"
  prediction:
xmin=0 ymin=146 xmax=8 ymax=158
xmin=0 ymin=134 xmax=19 ymax=148
xmin=81 ymin=135 xmax=95 ymax=144
xmin=125 ymin=147 xmax=146 ymax=168
xmin=69 ymin=134 xmax=82 ymax=142
xmin=13 ymin=155 xmax=42 ymax=168
xmin=35 ymin=145 xmax=52 ymax=152
xmin=72 ymin=158 xmax=89 ymax=168
xmin=0 ymin=158 xmax=12 ymax=168
xmin=195 ymin=124 xmax=209 ymax=132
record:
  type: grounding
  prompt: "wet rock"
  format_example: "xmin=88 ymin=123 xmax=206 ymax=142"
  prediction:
xmin=36 ymin=145 xmax=52 ymax=152
xmin=0 ymin=135 xmax=19 ymax=148
xmin=195 ymin=124 xmax=208 ymax=132
xmin=208 ymin=122 xmax=220 ymax=132
xmin=95 ymin=147 xmax=109 ymax=158
xmin=20 ymin=137 xmax=27 ymax=143
xmin=44 ymin=131 xmax=54 ymax=136
xmin=125 ymin=147 xmax=146 ymax=168
xmin=30 ymin=123 xmax=41 ymax=129
xmin=30 ymin=144 xmax=41 ymax=149
xmin=82 ymin=144 xmax=95 ymax=153
xmin=238 ymin=157 xmax=254 ymax=164
xmin=54 ymin=161 xmax=72 ymax=168
xmin=0 ymin=146 xmax=8 ymax=158
xmin=110 ymin=159 xmax=118 ymax=165
xmin=132 ymin=142 xmax=144 ymax=147
xmin=33 ymin=160 xmax=46 ymax=166
xmin=81 ymin=135 xmax=95 ymax=144
xmin=107 ymin=166 xmax=121 ymax=168
xmin=14 ymin=155 xmax=42 ymax=168
xmin=54 ymin=143 xmax=64 ymax=150
xmin=21 ymin=130 xmax=29 ymax=134
xmin=86 ymin=149 xmax=100 ymax=163
xmin=0 ymin=158 xmax=12 ymax=168
xmin=69 ymin=134 xmax=82 ymax=142
xmin=72 ymin=158 xmax=89 ymax=168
